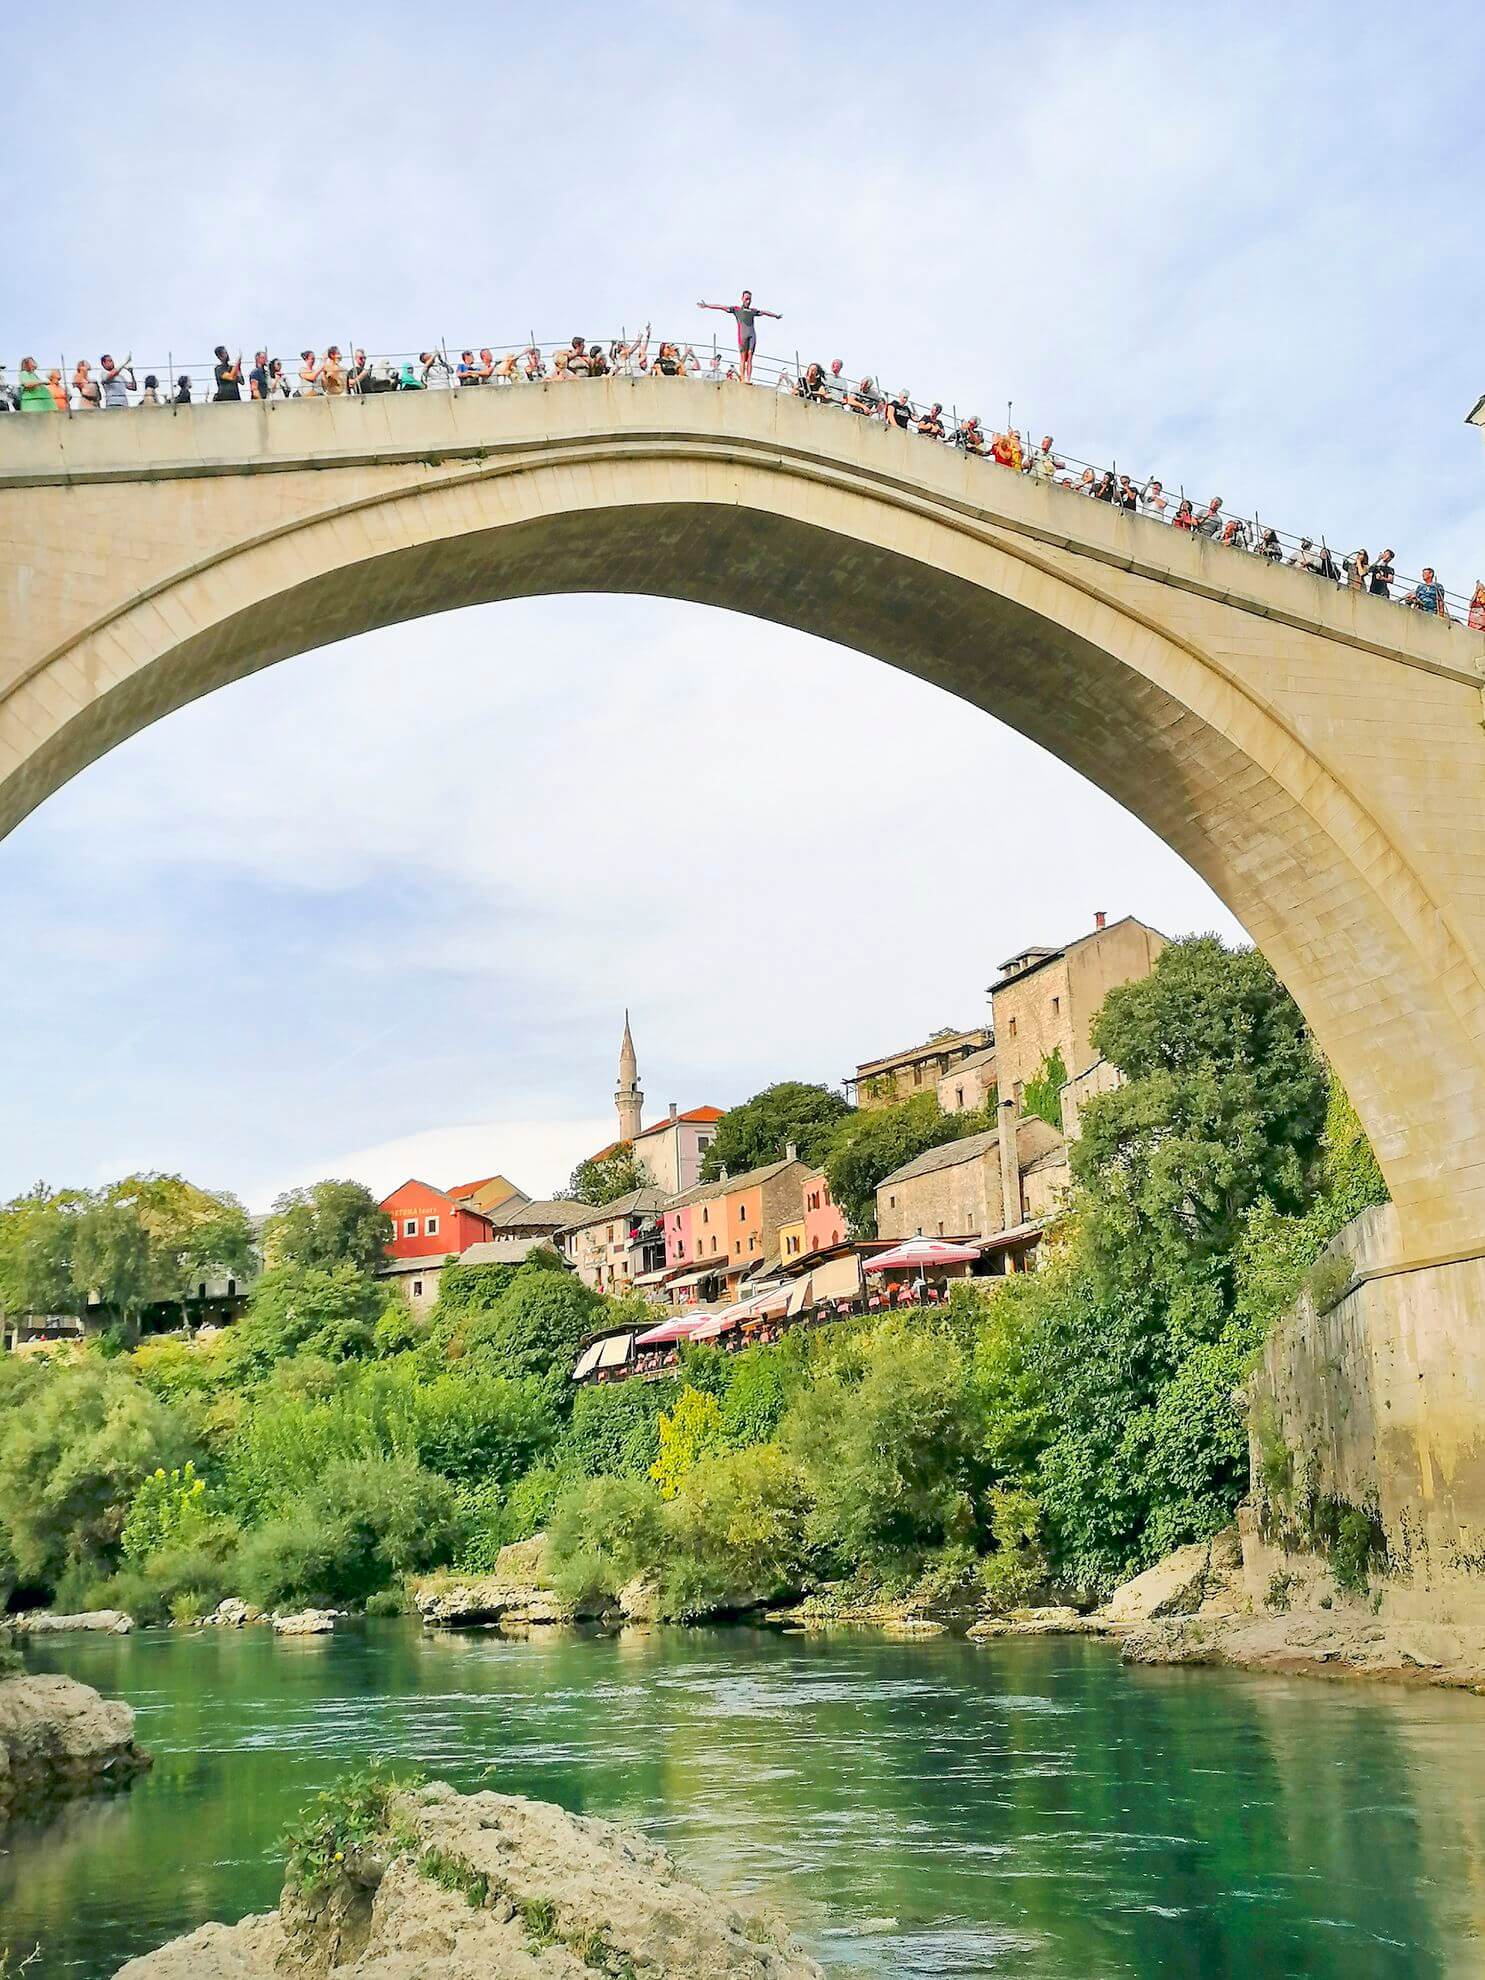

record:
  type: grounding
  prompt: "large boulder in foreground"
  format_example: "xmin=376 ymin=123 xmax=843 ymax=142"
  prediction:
xmin=414 ymin=1536 xmax=606 ymax=1629
xmin=0 ymin=1673 xmax=151 ymax=1824
xmin=116 ymin=1781 xmax=822 ymax=1978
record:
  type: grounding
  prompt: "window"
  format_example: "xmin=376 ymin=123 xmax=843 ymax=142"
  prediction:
xmin=937 ymin=1222 xmax=944 ymax=1237
xmin=1008 ymin=1016 xmax=1017 ymax=1039
xmin=697 ymin=1136 xmax=712 ymax=1151
xmin=955 ymin=1086 xmax=964 ymax=1108
xmin=1051 ymin=996 xmax=1061 ymax=1016
xmin=412 ymin=1279 xmax=423 ymax=1299
xmin=738 ymin=1204 xmax=747 ymax=1223
xmin=227 ymin=1279 xmax=236 ymax=1298
xmin=710 ymin=1235 xmax=717 ymax=1253
xmin=607 ymin=1225 xmax=614 ymax=1242
xmin=913 ymin=1063 xmax=923 ymax=1085
xmin=702 ymin=1207 xmax=709 ymax=1224
xmin=197 ymin=1282 xmax=207 ymax=1299
xmin=889 ymin=1193 xmax=896 ymax=1208
xmin=403 ymin=1218 xmax=417 ymax=1238
xmin=425 ymin=1215 xmax=440 ymax=1236
xmin=734 ymin=1239 xmax=741 ymax=1255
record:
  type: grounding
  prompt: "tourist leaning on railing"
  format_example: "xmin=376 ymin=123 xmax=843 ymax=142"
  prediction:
xmin=5 ymin=327 xmax=1471 ymax=618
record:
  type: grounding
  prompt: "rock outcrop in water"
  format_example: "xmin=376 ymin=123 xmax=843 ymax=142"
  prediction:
xmin=414 ymin=1536 xmax=604 ymax=1629
xmin=115 ymin=1781 xmax=823 ymax=1978
xmin=11 ymin=1608 xmax=134 ymax=1635
xmin=0 ymin=1673 xmax=151 ymax=1824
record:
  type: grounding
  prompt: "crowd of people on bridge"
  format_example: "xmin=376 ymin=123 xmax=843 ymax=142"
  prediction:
xmin=4 ymin=295 xmax=1480 ymax=626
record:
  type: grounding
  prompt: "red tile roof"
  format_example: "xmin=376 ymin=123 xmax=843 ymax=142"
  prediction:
xmin=587 ymin=1107 xmax=723 ymax=1165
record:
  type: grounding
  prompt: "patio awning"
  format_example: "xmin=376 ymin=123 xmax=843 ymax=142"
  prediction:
xmin=687 ymin=1308 xmax=742 ymax=1342
xmin=571 ymin=1341 xmax=603 ymax=1381
xmin=596 ymin=1332 xmax=634 ymax=1369
xmin=786 ymin=1275 xmax=812 ymax=1317
xmin=635 ymin=1314 xmax=708 ymax=1347
xmin=739 ymin=1283 xmax=791 ymax=1326
xmin=865 ymin=1236 xmax=982 ymax=1273
xmin=809 ymin=1253 xmax=863 ymax=1305
xmin=667 ymin=1263 xmax=728 ymax=1290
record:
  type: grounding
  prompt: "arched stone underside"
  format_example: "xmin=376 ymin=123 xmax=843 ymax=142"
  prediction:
xmin=3 ymin=382 xmax=1485 ymax=1263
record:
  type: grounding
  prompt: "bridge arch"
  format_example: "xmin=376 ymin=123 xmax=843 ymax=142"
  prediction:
xmin=3 ymin=378 xmax=1485 ymax=1264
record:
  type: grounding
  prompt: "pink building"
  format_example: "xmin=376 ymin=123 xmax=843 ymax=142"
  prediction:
xmin=802 ymin=1169 xmax=846 ymax=1252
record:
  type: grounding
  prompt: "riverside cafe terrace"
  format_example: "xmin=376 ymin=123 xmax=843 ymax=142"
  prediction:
xmin=569 ymin=1227 xmax=1045 ymax=1386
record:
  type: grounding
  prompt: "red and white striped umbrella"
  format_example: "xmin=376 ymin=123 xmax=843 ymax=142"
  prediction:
xmin=864 ymin=1236 xmax=981 ymax=1273
xmin=634 ymin=1314 xmax=709 ymax=1347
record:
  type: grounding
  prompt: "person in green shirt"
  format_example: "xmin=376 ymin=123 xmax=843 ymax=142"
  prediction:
xmin=18 ymin=357 xmax=54 ymax=412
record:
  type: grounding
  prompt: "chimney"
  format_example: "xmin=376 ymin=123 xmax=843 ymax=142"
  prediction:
xmin=998 ymin=1096 xmax=1022 ymax=1234
xmin=785 ymin=1141 xmax=799 ymax=1163
xmin=1094 ymin=910 xmax=1106 ymax=930
xmin=669 ymin=1101 xmax=678 ymax=1122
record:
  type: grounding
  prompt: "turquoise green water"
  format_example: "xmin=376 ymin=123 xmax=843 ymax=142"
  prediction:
xmin=2 ymin=1622 xmax=1482 ymax=1976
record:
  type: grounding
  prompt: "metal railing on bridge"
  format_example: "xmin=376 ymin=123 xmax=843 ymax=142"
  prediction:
xmin=7 ymin=333 xmax=1479 ymax=625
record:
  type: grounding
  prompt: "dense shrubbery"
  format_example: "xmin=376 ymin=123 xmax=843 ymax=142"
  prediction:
xmin=0 ymin=939 xmax=1390 ymax=1622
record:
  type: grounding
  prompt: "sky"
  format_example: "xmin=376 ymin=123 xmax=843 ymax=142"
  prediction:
xmin=4 ymin=2 xmax=1484 ymax=1212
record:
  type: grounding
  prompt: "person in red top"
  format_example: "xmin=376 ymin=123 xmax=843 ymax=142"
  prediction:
xmin=697 ymin=289 xmax=781 ymax=383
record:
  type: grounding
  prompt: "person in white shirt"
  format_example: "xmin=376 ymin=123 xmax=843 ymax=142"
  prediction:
xmin=420 ymin=350 xmax=454 ymax=390
xmin=1029 ymin=435 xmax=1063 ymax=481
xmin=1139 ymin=478 xmax=1168 ymax=518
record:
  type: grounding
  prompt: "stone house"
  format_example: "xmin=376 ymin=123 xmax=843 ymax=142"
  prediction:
xmin=938 ymin=1044 xmax=997 ymax=1115
xmin=481 ymin=1196 xmax=590 ymax=1246
xmin=990 ymin=913 xmax=1166 ymax=1120
xmin=563 ymin=1188 xmax=670 ymax=1294
xmin=848 ymin=1025 xmax=992 ymax=1109
xmin=875 ymin=1114 xmax=1067 ymax=1246
xmin=376 ymin=1237 xmax=552 ymax=1321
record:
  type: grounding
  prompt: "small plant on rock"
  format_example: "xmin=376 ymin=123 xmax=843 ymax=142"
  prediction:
xmin=281 ymin=1762 xmax=423 ymax=1897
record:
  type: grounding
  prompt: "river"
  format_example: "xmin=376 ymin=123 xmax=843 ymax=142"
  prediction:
xmin=1 ymin=1622 xmax=1481 ymax=1976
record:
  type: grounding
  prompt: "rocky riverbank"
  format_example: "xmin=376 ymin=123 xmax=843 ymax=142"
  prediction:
xmin=0 ymin=1673 xmax=151 ymax=1824
xmin=978 ymin=1526 xmax=1485 ymax=1692
xmin=116 ymin=1780 xmax=822 ymax=1978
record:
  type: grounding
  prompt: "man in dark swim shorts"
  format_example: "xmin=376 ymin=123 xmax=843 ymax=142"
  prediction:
xmin=697 ymin=288 xmax=781 ymax=383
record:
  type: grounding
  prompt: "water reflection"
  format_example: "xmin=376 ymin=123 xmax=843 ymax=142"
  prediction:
xmin=2 ymin=1623 xmax=1481 ymax=1977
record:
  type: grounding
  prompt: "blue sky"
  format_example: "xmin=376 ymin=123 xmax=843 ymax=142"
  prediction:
xmin=5 ymin=2 xmax=1484 ymax=1209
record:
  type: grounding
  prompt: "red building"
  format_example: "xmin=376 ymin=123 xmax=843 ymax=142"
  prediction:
xmin=380 ymin=1179 xmax=494 ymax=1261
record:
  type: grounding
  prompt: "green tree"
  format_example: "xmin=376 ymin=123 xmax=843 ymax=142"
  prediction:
xmin=231 ymin=1264 xmax=388 ymax=1377
xmin=567 ymin=1147 xmax=648 ymax=1206
xmin=237 ymin=1454 xmax=461 ymax=1610
xmin=455 ymin=1265 xmax=601 ymax=1386
xmin=0 ymin=1184 xmax=83 ymax=1318
xmin=783 ymin=1318 xmax=984 ymax=1576
xmin=263 ymin=1180 xmax=392 ymax=1275
xmin=699 ymin=1082 xmax=852 ymax=1181
xmin=1075 ymin=936 xmax=1327 ymax=1302
xmin=1022 ymin=1048 xmax=1068 ymax=1131
xmin=71 ymin=1200 xmax=153 ymax=1329
xmin=0 ymin=1360 xmax=196 ymax=1590
xmin=824 ymin=1093 xmax=995 ymax=1236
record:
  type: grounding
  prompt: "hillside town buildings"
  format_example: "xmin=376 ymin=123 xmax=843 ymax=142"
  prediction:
xmin=990 ymin=913 xmax=1167 ymax=1124
xmin=363 ymin=915 xmax=1166 ymax=1336
xmin=847 ymin=1024 xmax=993 ymax=1108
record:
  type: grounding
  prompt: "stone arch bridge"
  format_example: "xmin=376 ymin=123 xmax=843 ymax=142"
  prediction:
xmin=3 ymin=378 xmax=1484 ymax=1276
